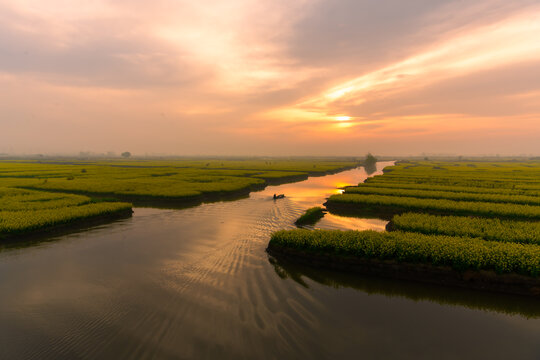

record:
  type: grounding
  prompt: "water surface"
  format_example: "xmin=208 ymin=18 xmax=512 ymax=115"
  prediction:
xmin=0 ymin=162 xmax=539 ymax=359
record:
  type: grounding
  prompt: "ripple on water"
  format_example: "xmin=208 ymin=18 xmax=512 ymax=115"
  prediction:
xmin=1 ymin=162 xmax=538 ymax=359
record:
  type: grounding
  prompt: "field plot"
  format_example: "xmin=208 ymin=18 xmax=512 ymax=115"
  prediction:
xmin=0 ymin=187 xmax=131 ymax=240
xmin=390 ymin=213 xmax=540 ymax=245
xmin=0 ymin=158 xmax=359 ymax=240
xmin=270 ymin=160 xmax=540 ymax=296
xmin=0 ymin=159 xmax=357 ymax=202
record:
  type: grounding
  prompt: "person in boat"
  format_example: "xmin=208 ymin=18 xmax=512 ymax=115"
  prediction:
xmin=273 ymin=194 xmax=277 ymax=199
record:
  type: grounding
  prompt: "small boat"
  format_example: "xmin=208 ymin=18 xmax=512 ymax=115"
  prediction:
xmin=273 ymin=194 xmax=285 ymax=199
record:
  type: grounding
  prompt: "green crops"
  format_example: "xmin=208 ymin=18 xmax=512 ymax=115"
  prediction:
xmin=358 ymin=182 xmax=540 ymax=197
xmin=366 ymin=161 xmax=540 ymax=190
xmin=327 ymin=194 xmax=540 ymax=220
xmin=0 ymin=158 xmax=358 ymax=239
xmin=272 ymin=160 xmax=540 ymax=279
xmin=0 ymin=159 xmax=358 ymax=201
xmin=0 ymin=187 xmax=91 ymax=211
xmin=0 ymin=202 xmax=132 ymax=237
xmin=344 ymin=186 xmax=540 ymax=206
xmin=392 ymin=213 xmax=540 ymax=245
xmin=0 ymin=187 xmax=131 ymax=238
xmin=270 ymin=229 xmax=540 ymax=277
xmin=295 ymin=207 xmax=325 ymax=225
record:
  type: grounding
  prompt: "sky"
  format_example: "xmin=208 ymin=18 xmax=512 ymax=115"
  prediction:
xmin=0 ymin=0 xmax=539 ymax=156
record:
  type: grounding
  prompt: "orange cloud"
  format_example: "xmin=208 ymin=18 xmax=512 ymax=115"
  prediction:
xmin=0 ymin=0 xmax=539 ymax=155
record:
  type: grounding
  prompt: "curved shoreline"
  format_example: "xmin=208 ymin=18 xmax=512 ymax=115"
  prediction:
xmin=19 ymin=164 xmax=362 ymax=209
xmin=266 ymin=243 xmax=540 ymax=298
xmin=0 ymin=207 xmax=134 ymax=245
xmin=2 ymin=164 xmax=362 ymax=241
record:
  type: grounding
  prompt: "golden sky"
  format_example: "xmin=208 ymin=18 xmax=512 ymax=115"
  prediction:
xmin=1 ymin=0 xmax=539 ymax=156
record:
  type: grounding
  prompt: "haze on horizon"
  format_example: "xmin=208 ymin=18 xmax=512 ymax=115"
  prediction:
xmin=1 ymin=0 xmax=539 ymax=157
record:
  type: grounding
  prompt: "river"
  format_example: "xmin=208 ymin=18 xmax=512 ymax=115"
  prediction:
xmin=0 ymin=162 xmax=539 ymax=359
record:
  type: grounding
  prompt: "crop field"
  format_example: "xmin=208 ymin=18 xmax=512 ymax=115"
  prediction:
xmin=0 ymin=159 xmax=358 ymax=201
xmin=344 ymin=186 xmax=540 ymax=205
xmin=365 ymin=161 xmax=540 ymax=190
xmin=270 ymin=160 xmax=540 ymax=288
xmin=357 ymin=182 xmax=540 ymax=197
xmin=328 ymin=161 xmax=540 ymax=220
xmin=391 ymin=213 xmax=540 ymax=245
xmin=0 ymin=187 xmax=131 ymax=239
xmin=270 ymin=229 xmax=540 ymax=276
xmin=0 ymin=158 xmax=359 ymax=240
xmin=326 ymin=193 xmax=540 ymax=220
xmin=295 ymin=207 xmax=325 ymax=226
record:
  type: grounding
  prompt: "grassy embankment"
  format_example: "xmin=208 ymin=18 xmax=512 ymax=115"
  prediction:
xmin=269 ymin=160 xmax=540 ymax=296
xmin=0 ymin=159 xmax=360 ymax=240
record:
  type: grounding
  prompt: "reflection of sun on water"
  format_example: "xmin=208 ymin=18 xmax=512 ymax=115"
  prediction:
xmin=334 ymin=182 xmax=351 ymax=194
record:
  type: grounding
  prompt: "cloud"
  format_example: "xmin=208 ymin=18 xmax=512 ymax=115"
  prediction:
xmin=270 ymin=3 xmax=540 ymax=125
xmin=0 ymin=0 xmax=538 ymax=155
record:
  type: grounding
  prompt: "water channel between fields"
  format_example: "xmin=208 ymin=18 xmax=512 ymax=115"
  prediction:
xmin=0 ymin=162 xmax=539 ymax=359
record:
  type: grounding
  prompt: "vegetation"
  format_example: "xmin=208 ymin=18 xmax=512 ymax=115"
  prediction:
xmin=295 ymin=207 xmax=325 ymax=226
xmin=364 ymin=153 xmax=378 ymax=175
xmin=0 ymin=158 xmax=359 ymax=240
xmin=366 ymin=161 xmax=540 ymax=190
xmin=391 ymin=213 xmax=540 ymax=245
xmin=358 ymin=182 xmax=540 ymax=197
xmin=344 ymin=186 xmax=540 ymax=205
xmin=328 ymin=161 xmax=540 ymax=220
xmin=270 ymin=229 xmax=540 ymax=277
xmin=271 ymin=160 xmax=540 ymax=292
xmin=365 ymin=153 xmax=377 ymax=166
xmin=0 ymin=159 xmax=359 ymax=202
xmin=326 ymin=193 xmax=540 ymax=220
xmin=0 ymin=187 xmax=131 ymax=239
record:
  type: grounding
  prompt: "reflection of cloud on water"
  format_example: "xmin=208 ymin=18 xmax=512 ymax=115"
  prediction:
xmin=251 ymin=162 xmax=395 ymax=230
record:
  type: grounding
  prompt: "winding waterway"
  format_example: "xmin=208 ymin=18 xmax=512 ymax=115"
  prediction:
xmin=0 ymin=162 xmax=539 ymax=359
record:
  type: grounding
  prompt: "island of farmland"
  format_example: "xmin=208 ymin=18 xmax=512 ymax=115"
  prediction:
xmin=268 ymin=160 xmax=540 ymax=297
xmin=0 ymin=158 xmax=360 ymax=240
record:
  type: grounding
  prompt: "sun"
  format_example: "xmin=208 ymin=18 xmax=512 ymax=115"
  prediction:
xmin=335 ymin=116 xmax=351 ymax=121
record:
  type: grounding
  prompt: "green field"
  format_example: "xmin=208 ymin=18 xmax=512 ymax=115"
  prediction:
xmin=0 ymin=187 xmax=131 ymax=239
xmin=0 ymin=158 xmax=359 ymax=240
xmin=344 ymin=185 xmax=540 ymax=205
xmin=326 ymin=193 xmax=540 ymax=220
xmin=270 ymin=160 xmax=540 ymax=287
xmin=295 ymin=207 xmax=325 ymax=226
xmin=270 ymin=229 xmax=540 ymax=276
xmin=0 ymin=159 xmax=358 ymax=201
xmin=328 ymin=161 xmax=540 ymax=220
xmin=391 ymin=213 xmax=540 ymax=245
